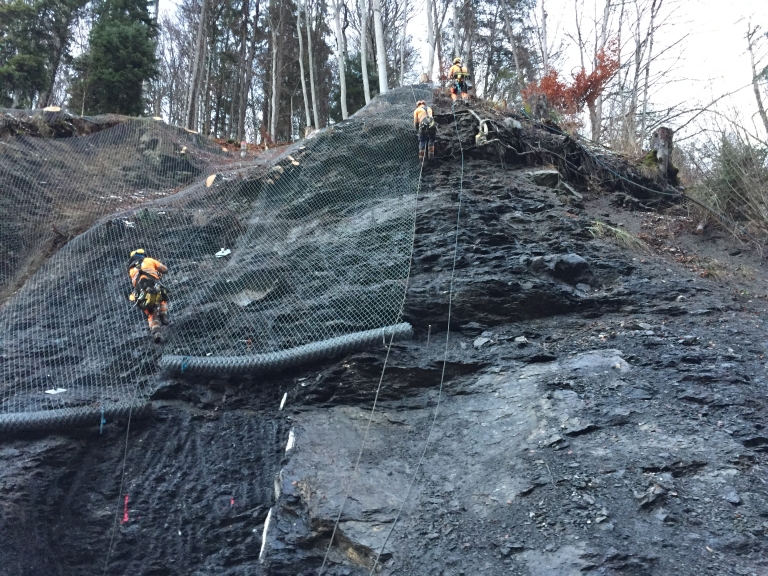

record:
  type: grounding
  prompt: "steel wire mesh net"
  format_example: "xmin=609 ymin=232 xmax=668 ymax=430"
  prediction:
xmin=0 ymin=86 xmax=431 ymax=430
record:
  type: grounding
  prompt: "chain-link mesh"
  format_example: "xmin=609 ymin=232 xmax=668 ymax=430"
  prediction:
xmin=0 ymin=86 xmax=432 ymax=431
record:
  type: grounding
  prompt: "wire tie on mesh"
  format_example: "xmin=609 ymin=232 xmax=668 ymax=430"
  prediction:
xmin=100 ymin=407 xmax=106 ymax=434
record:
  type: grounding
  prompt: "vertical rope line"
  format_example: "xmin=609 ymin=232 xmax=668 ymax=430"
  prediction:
xmin=368 ymin=102 xmax=465 ymax=574
xmin=101 ymin=390 xmax=137 ymax=575
xmin=318 ymin=91 xmax=429 ymax=575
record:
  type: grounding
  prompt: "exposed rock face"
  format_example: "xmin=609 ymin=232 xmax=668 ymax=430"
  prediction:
xmin=0 ymin=102 xmax=767 ymax=576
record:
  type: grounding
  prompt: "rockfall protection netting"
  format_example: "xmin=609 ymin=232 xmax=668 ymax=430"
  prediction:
xmin=0 ymin=86 xmax=431 ymax=431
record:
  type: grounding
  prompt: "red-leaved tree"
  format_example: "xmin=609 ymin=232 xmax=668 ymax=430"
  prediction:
xmin=523 ymin=39 xmax=620 ymax=138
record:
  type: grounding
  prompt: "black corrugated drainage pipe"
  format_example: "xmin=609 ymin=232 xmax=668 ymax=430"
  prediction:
xmin=160 ymin=322 xmax=413 ymax=377
xmin=0 ymin=401 xmax=146 ymax=434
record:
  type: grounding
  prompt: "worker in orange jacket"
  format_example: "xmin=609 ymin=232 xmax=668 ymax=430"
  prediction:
xmin=413 ymin=100 xmax=436 ymax=162
xmin=128 ymin=249 xmax=169 ymax=343
xmin=449 ymin=57 xmax=470 ymax=103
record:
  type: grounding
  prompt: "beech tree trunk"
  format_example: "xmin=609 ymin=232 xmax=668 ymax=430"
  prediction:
xmin=238 ymin=2 xmax=258 ymax=140
xmin=426 ymin=0 xmax=435 ymax=81
xmin=372 ymin=0 xmax=388 ymax=93
xmin=332 ymin=0 xmax=348 ymax=118
xmin=399 ymin=0 xmax=407 ymax=86
xmin=360 ymin=0 xmax=371 ymax=102
xmin=748 ymin=24 xmax=768 ymax=137
xmin=452 ymin=0 xmax=459 ymax=57
xmin=269 ymin=23 xmax=279 ymax=140
xmin=541 ymin=0 xmax=548 ymax=74
xmin=305 ymin=0 xmax=321 ymax=128
xmin=296 ymin=0 xmax=312 ymax=127
xmin=640 ymin=0 xmax=660 ymax=147
xmin=186 ymin=0 xmax=208 ymax=130
xmin=591 ymin=0 xmax=612 ymax=142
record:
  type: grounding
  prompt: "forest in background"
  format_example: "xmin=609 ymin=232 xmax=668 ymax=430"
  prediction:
xmin=3 ymin=0 xmax=768 ymax=238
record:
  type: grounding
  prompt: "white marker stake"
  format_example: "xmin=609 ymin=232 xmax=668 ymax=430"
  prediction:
xmin=259 ymin=508 xmax=273 ymax=562
xmin=285 ymin=429 xmax=295 ymax=452
xmin=279 ymin=392 xmax=287 ymax=411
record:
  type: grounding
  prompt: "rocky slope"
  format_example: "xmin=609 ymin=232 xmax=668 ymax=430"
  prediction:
xmin=1 ymin=99 xmax=767 ymax=576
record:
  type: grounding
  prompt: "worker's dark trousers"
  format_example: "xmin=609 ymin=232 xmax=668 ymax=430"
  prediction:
xmin=418 ymin=126 xmax=436 ymax=151
xmin=144 ymin=301 xmax=168 ymax=333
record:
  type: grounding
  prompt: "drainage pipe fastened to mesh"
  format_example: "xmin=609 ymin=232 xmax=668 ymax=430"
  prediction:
xmin=0 ymin=401 xmax=146 ymax=434
xmin=160 ymin=322 xmax=413 ymax=376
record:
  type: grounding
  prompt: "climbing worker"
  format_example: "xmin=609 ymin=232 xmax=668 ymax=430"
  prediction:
xmin=449 ymin=57 xmax=470 ymax=103
xmin=127 ymin=249 xmax=169 ymax=343
xmin=413 ymin=100 xmax=436 ymax=162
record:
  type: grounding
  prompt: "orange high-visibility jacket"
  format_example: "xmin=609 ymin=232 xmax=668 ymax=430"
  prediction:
xmin=413 ymin=105 xmax=434 ymax=130
xmin=130 ymin=257 xmax=167 ymax=287
xmin=449 ymin=64 xmax=468 ymax=80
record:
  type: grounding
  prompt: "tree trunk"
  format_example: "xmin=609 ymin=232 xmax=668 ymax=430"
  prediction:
xmin=270 ymin=23 xmax=279 ymax=140
xmin=399 ymin=0 xmax=407 ymax=86
xmin=541 ymin=0 xmax=548 ymax=74
xmin=650 ymin=126 xmax=673 ymax=180
xmin=305 ymin=0 xmax=321 ymax=128
xmin=425 ymin=0 xmax=434 ymax=81
xmin=372 ymin=0 xmax=388 ymax=93
xmin=452 ymin=0 xmax=459 ymax=57
xmin=359 ymin=0 xmax=372 ymax=102
xmin=238 ymin=3 xmax=259 ymax=141
xmin=186 ymin=0 xmax=208 ymax=130
xmin=296 ymin=0 xmax=312 ymax=127
xmin=748 ymin=24 xmax=768 ymax=137
xmin=640 ymin=0 xmax=660 ymax=147
xmin=332 ymin=0 xmax=349 ymax=118
xmin=202 ymin=44 xmax=212 ymax=135
xmin=590 ymin=0 xmax=611 ymax=142
xmin=502 ymin=4 xmax=525 ymax=95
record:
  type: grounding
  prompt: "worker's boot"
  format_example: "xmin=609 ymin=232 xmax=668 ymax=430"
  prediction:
xmin=152 ymin=327 xmax=164 ymax=344
xmin=428 ymin=145 xmax=435 ymax=160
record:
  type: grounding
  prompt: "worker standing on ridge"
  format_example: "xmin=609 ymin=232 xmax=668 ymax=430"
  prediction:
xmin=449 ymin=57 xmax=470 ymax=104
xmin=127 ymin=249 xmax=169 ymax=344
xmin=413 ymin=100 xmax=436 ymax=162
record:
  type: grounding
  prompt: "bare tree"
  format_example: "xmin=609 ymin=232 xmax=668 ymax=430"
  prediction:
xmin=747 ymin=22 xmax=768 ymax=137
xmin=372 ymin=0 xmax=388 ymax=92
xmin=359 ymin=0 xmax=372 ymax=102
xmin=296 ymin=0 xmax=312 ymax=127
xmin=540 ymin=0 xmax=548 ymax=74
xmin=452 ymin=0 xmax=459 ymax=57
xmin=502 ymin=2 xmax=526 ymax=94
xmin=399 ymin=0 xmax=408 ymax=85
xmin=639 ymin=0 xmax=662 ymax=146
xmin=591 ymin=0 xmax=612 ymax=141
xmin=305 ymin=0 xmax=321 ymax=128
xmin=185 ymin=0 xmax=208 ymax=129
xmin=332 ymin=0 xmax=349 ymax=118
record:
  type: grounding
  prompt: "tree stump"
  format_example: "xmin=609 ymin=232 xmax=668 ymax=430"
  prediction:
xmin=528 ymin=93 xmax=549 ymax=120
xmin=650 ymin=126 xmax=674 ymax=180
